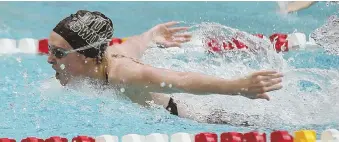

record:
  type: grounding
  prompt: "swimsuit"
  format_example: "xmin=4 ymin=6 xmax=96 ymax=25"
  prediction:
xmin=166 ymin=97 xmax=178 ymax=116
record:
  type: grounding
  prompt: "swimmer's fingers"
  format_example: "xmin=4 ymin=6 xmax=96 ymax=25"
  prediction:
xmin=163 ymin=21 xmax=179 ymax=27
xmin=241 ymin=93 xmax=270 ymax=101
xmin=266 ymin=78 xmax=283 ymax=87
xmin=169 ymin=27 xmax=190 ymax=34
xmin=251 ymin=76 xmax=282 ymax=89
xmin=172 ymin=34 xmax=192 ymax=43
xmin=173 ymin=39 xmax=190 ymax=44
xmin=162 ymin=41 xmax=182 ymax=48
xmin=256 ymin=94 xmax=270 ymax=101
xmin=174 ymin=33 xmax=192 ymax=39
xmin=251 ymin=70 xmax=279 ymax=77
xmin=254 ymin=73 xmax=284 ymax=83
xmin=250 ymin=83 xmax=283 ymax=94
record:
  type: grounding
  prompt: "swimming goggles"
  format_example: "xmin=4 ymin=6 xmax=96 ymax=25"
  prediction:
xmin=48 ymin=39 xmax=111 ymax=59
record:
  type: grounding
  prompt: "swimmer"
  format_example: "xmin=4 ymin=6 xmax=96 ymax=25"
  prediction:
xmin=47 ymin=10 xmax=283 ymax=122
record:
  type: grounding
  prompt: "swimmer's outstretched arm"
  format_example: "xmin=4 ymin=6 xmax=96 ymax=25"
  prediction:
xmin=106 ymin=57 xmax=283 ymax=101
xmin=114 ymin=32 xmax=153 ymax=59
xmin=286 ymin=1 xmax=316 ymax=13
xmin=116 ymin=21 xmax=191 ymax=59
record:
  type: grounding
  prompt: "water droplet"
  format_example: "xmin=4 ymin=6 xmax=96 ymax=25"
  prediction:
xmin=120 ymin=88 xmax=125 ymax=92
xmin=23 ymin=72 xmax=28 ymax=79
xmin=160 ymin=82 xmax=166 ymax=87
xmin=16 ymin=57 xmax=22 ymax=63
xmin=60 ymin=64 xmax=65 ymax=70
xmin=168 ymin=84 xmax=172 ymax=88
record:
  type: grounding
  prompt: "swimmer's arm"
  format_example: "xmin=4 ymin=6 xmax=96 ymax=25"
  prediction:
xmin=116 ymin=22 xmax=190 ymax=59
xmin=115 ymin=32 xmax=153 ymax=59
xmin=286 ymin=1 xmax=316 ymax=13
xmin=108 ymin=59 xmax=243 ymax=95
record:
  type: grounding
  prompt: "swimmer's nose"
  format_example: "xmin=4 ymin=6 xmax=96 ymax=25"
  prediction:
xmin=47 ymin=54 xmax=57 ymax=65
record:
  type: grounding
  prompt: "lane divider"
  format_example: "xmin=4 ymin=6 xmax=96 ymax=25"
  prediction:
xmin=45 ymin=136 xmax=67 ymax=142
xmin=0 ymin=129 xmax=338 ymax=142
xmin=271 ymin=130 xmax=293 ymax=142
xmin=195 ymin=132 xmax=218 ymax=142
xmin=220 ymin=132 xmax=243 ymax=142
xmin=321 ymin=129 xmax=339 ymax=142
xmin=0 ymin=38 xmax=18 ymax=54
xmin=72 ymin=136 xmax=94 ymax=142
xmin=95 ymin=135 xmax=118 ymax=142
xmin=171 ymin=133 xmax=194 ymax=142
xmin=122 ymin=134 xmax=145 ymax=142
xmin=294 ymin=130 xmax=316 ymax=142
xmin=205 ymin=32 xmax=319 ymax=54
xmin=0 ymin=33 xmax=318 ymax=56
xmin=0 ymin=38 xmax=126 ymax=55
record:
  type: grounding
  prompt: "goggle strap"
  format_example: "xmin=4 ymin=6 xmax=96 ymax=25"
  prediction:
xmin=69 ymin=39 xmax=111 ymax=53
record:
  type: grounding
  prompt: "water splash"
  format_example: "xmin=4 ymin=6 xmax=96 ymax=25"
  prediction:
xmin=311 ymin=14 xmax=339 ymax=55
xmin=143 ymin=22 xmax=339 ymax=128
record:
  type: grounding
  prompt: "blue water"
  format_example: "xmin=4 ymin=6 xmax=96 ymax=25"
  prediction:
xmin=0 ymin=1 xmax=339 ymax=140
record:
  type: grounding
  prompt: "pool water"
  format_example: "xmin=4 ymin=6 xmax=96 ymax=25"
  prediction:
xmin=0 ymin=1 xmax=338 ymax=140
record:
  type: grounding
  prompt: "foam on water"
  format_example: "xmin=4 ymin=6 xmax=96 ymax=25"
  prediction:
xmin=311 ymin=14 xmax=339 ymax=55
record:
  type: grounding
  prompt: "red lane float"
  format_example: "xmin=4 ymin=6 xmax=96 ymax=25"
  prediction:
xmin=45 ymin=136 xmax=68 ymax=142
xmin=0 ymin=138 xmax=16 ymax=142
xmin=220 ymin=132 xmax=243 ymax=142
xmin=205 ymin=33 xmax=264 ymax=53
xmin=195 ymin=132 xmax=218 ymax=142
xmin=72 ymin=136 xmax=95 ymax=142
xmin=271 ymin=130 xmax=293 ymax=142
xmin=243 ymin=131 xmax=266 ymax=142
xmin=38 ymin=39 xmax=49 ymax=55
xmin=0 ymin=129 xmax=337 ymax=142
xmin=205 ymin=32 xmax=309 ymax=53
xmin=269 ymin=33 xmax=289 ymax=52
xmin=21 ymin=137 xmax=44 ymax=142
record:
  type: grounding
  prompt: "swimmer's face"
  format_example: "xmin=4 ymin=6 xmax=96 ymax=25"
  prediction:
xmin=47 ymin=32 xmax=89 ymax=86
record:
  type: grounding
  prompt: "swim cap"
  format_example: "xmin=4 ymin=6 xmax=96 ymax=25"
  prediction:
xmin=53 ymin=10 xmax=114 ymax=58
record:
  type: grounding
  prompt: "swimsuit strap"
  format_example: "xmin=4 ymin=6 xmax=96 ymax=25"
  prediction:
xmin=111 ymin=54 xmax=144 ymax=65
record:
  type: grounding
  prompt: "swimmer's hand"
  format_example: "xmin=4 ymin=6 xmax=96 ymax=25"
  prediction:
xmin=148 ymin=21 xmax=192 ymax=48
xmin=236 ymin=70 xmax=283 ymax=101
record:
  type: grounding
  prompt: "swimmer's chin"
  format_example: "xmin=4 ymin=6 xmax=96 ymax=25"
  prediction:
xmin=55 ymin=73 xmax=70 ymax=86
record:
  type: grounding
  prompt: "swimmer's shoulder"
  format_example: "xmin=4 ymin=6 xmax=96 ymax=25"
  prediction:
xmin=104 ymin=52 xmax=145 ymax=84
